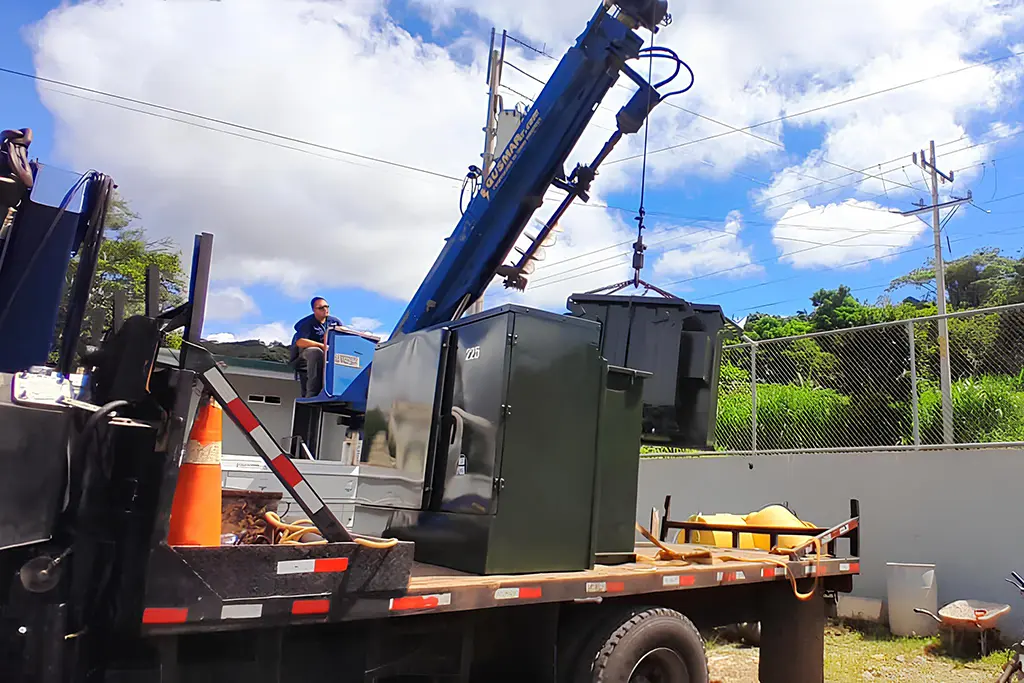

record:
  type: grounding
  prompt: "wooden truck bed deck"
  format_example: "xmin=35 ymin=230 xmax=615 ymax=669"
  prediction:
xmin=392 ymin=541 xmax=859 ymax=616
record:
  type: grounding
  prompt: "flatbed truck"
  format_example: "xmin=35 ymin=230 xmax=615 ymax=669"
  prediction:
xmin=0 ymin=2 xmax=860 ymax=680
xmin=2 ymin=311 xmax=860 ymax=682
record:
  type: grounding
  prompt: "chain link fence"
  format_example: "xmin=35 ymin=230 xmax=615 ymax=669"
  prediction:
xmin=714 ymin=303 xmax=1024 ymax=453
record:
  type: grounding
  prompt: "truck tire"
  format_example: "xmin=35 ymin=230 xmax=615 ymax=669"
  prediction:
xmin=573 ymin=606 xmax=708 ymax=683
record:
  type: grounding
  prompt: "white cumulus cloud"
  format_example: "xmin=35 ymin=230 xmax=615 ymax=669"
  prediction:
xmin=206 ymin=322 xmax=292 ymax=346
xmin=653 ymin=210 xmax=762 ymax=283
xmin=28 ymin=0 xmax=487 ymax=302
xmin=205 ymin=286 xmax=259 ymax=322
xmin=771 ymin=199 xmax=928 ymax=269
xmin=24 ymin=0 xmax=1024 ymax=310
xmin=347 ymin=316 xmax=384 ymax=332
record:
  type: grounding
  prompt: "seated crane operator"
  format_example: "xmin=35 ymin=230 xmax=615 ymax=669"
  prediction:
xmin=289 ymin=296 xmax=342 ymax=398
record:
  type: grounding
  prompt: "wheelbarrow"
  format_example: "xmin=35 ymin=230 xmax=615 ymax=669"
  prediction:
xmin=914 ymin=599 xmax=1012 ymax=657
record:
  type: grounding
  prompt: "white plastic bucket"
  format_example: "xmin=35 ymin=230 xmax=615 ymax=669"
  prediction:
xmin=886 ymin=562 xmax=938 ymax=636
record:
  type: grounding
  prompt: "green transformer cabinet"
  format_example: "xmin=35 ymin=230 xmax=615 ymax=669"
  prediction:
xmin=368 ymin=305 xmax=651 ymax=575
xmin=592 ymin=364 xmax=650 ymax=564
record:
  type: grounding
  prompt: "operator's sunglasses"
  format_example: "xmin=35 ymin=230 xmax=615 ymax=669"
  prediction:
xmin=316 ymin=304 xmax=330 ymax=310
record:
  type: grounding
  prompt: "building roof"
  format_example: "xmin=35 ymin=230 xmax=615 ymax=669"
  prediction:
xmin=156 ymin=348 xmax=296 ymax=381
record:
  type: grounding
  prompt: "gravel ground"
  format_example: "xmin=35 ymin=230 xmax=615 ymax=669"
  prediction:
xmin=706 ymin=623 xmax=1012 ymax=683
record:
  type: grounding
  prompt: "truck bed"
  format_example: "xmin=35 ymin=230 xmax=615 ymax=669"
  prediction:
xmin=394 ymin=541 xmax=859 ymax=616
xmin=138 ymin=534 xmax=859 ymax=635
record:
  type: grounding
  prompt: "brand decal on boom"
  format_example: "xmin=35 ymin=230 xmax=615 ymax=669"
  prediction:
xmin=480 ymin=109 xmax=543 ymax=200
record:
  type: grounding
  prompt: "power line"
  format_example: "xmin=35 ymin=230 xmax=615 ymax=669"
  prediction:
xmin=1 ymin=65 xmax=465 ymax=183
xmin=517 ymin=133 xmax=1024 ymax=281
xmin=722 ymin=222 xmax=1024 ymax=313
xmin=506 ymin=56 xmax=916 ymax=199
xmin=736 ymin=281 xmax=896 ymax=315
xmin=540 ymin=219 xmax=1024 ymax=303
xmin=499 ymin=83 xmax=537 ymax=104
xmin=606 ymin=48 xmax=1024 ymax=167
xmin=502 ymin=60 xmax=776 ymax=189
xmin=665 ymin=103 xmax=919 ymax=193
xmin=536 ymin=212 xmax=926 ymax=290
xmin=505 ymin=34 xmax=556 ymax=60
xmin=978 ymin=188 xmax=1024 ymax=205
xmin=502 ymin=61 xmax=547 ymax=87
xmin=662 ymin=216 xmax=928 ymax=287
xmin=43 ymin=87 xmax=379 ymax=171
xmin=503 ymin=39 xmax=924 ymax=196
xmin=13 ymin=58 xmax=1022 ymax=288
xmin=557 ymin=135 xmax=1024 ymax=276
xmin=532 ymin=212 xmax=932 ymax=285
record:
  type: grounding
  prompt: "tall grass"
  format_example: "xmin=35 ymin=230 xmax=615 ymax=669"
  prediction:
xmin=710 ymin=372 xmax=1024 ymax=451
xmin=717 ymin=383 xmax=850 ymax=450
xmin=918 ymin=374 xmax=1024 ymax=444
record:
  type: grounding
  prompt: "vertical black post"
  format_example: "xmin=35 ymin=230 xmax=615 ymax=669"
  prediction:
xmin=145 ymin=264 xmax=160 ymax=317
xmin=659 ymin=495 xmax=671 ymax=542
xmin=850 ymin=498 xmax=860 ymax=558
xmin=183 ymin=232 xmax=213 ymax=346
xmin=759 ymin=582 xmax=825 ymax=683
xmin=89 ymin=307 xmax=105 ymax=346
xmin=112 ymin=289 xmax=126 ymax=332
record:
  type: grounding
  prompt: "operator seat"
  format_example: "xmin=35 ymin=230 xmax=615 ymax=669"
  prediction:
xmin=0 ymin=128 xmax=35 ymax=254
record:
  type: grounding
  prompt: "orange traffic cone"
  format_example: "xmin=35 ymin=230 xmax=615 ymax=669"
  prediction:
xmin=167 ymin=396 xmax=223 ymax=546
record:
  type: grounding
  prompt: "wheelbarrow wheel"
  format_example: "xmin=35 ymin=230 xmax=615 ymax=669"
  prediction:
xmin=996 ymin=651 xmax=1022 ymax=683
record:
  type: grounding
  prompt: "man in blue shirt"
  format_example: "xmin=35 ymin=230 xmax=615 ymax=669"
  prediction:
xmin=290 ymin=296 xmax=342 ymax=397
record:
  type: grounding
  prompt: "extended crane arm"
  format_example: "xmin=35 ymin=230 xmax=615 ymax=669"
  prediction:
xmin=390 ymin=0 xmax=682 ymax=339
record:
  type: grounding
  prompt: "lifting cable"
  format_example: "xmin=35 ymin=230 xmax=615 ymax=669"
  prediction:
xmin=631 ymin=30 xmax=656 ymax=288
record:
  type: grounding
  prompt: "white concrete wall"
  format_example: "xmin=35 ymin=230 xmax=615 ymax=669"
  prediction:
xmin=637 ymin=449 xmax=1024 ymax=637
xmin=221 ymin=374 xmax=301 ymax=456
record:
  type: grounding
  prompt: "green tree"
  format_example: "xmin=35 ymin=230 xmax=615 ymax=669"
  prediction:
xmin=887 ymin=248 xmax=1024 ymax=309
xmin=59 ymin=192 xmax=186 ymax=349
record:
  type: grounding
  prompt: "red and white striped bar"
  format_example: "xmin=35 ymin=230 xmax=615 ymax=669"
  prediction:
xmin=494 ymin=586 xmax=542 ymax=601
xmin=661 ymin=574 xmax=696 ymax=588
xmin=196 ymin=362 xmax=351 ymax=542
xmin=142 ymin=607 xmax=189 ymax=625
xmin=390 ymin=593 xmax=452 ymax=612
xmin=277 ymin=558 xmax=350 ymax=575
xmin=585 ymin=581 xmax=625 ymax=594
xmin=292 ymin=599 xmax=332 ymax=616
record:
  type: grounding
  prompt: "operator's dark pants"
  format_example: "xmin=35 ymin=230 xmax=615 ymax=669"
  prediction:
xmin=300 ymin=347 xmax=325 ymax=398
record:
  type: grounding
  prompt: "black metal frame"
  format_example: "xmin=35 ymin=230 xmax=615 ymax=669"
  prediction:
xmin=658 ymin=496 xmax=861 ymax=560
xmin=111 ymin=231 xmax=414 ymax=635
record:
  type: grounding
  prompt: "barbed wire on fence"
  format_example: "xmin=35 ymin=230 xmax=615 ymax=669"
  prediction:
xmin=713 ymin=302 xmax=1024 ymax=454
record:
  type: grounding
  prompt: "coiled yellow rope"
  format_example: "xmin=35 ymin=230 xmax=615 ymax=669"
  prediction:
xmin=263 ymin=511 xmax=399 ymax=549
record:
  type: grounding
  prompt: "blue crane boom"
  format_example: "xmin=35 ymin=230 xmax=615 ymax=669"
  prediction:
xmin=390 ymin=0 xmax=679 ymax=339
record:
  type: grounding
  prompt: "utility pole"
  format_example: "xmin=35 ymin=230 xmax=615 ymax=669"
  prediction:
xmin=480 ymin=29 xmax=507 ymax=180
xmin=466 ymin=29 xmax=507 ymax=318
xmin=902 ymin=141 xmax=970 ymax=444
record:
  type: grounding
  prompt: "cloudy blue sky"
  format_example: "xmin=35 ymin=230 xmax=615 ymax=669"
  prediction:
xmin=4 ymin=0 xmax=1024 ymax=343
